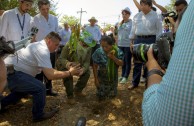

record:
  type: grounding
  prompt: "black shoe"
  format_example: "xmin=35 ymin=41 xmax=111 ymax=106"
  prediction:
xmin=46 ymin=90 xmax=58 ymax=96
xmin=33 ymin=108 xmax=59 ymax=122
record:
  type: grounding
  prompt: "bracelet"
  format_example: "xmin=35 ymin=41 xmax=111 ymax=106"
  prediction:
xmin=147 ymin=69 xmax=164 ymax=77
xmin=68 ymin=71 xmax=72 ymax=77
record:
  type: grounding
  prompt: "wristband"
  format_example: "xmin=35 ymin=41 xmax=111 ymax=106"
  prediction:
xmin=147 ymin=69 xmax=164 ymax=77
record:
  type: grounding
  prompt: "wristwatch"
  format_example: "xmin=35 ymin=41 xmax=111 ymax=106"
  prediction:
xmin=147 ymin=69 xmax=164 ymax=77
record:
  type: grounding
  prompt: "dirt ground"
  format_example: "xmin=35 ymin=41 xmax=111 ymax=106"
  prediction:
xmin=0 ymin=67 xmax=146 ymax=126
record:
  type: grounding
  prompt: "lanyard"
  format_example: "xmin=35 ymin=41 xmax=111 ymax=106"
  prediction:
xmin=17 ymin=14 xmax=25 ymax=39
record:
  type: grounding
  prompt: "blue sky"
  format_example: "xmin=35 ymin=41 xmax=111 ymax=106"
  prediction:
xmin=56 ymin=0 xmax=191 ymax=27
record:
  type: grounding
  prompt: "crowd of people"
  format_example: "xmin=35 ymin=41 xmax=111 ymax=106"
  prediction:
xmin=0 ymin=0 xmax=193 ymax=125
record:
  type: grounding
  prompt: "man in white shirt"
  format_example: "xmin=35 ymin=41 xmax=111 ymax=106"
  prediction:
xmin=30 ymin=0 xmax=59 ymax=96
xmin=58 ymin=22 xmax=71 ymax=46
xmin=0 ymin=0 xmax=33 ymax=42
xmin=1 ymin=32 xmax=80 ymax=122
xmin=58 ymin=22 xmax=71 ymax=54
xmin=31 ymin=0 xmax=58 ymax=41
xmin=128 ymin=0 xmax=162 ymax=90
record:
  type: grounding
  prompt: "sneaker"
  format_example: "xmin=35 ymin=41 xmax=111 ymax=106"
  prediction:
xmin=118 ymin=77 xmax=123 ymax=82
xmin=120 ymin=77 xmax=128 ymax=84
xmin=140 ymin=77 xmax=146 ymax=83
xmin=67 ymin=98 xmax=76 ymax=105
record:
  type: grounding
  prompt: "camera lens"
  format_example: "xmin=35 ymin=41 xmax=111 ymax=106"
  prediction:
xmin=132 ymin=44 xmax=150 ymax=62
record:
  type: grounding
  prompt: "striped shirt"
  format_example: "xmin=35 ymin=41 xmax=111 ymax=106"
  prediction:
xmin=142 ymin=1 xmax=194 ymax=125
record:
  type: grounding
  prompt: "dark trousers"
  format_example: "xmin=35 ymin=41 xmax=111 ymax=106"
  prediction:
xmin=132 ymin=36 xmax=156 ymax=86
xmin=63 ymin=70 xmax=90 ymax=98
xmin=35 ymin=52 xmax=56 ymax=91
xmin=1 ymin=71 xmax=46 ymax=119
xmin=118 ymin=47 xmax=132 ymax=78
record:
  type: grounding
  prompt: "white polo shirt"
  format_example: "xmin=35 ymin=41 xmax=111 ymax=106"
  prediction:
xmin=0 ymin=8 xmax=31 ymax=42
xmin=5 ymin=40 xmax=52 ymax=77
xmin=30 ymin=14 xmax=58 ymax=41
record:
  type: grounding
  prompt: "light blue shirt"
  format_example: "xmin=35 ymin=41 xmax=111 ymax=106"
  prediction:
xmin=117 ymin=19 xmax=132 ymax=47
xmin=85 ymin=25 xmax=101 ymax=44
xmin=58 ymin=28 xmax=71 ymax=45
xmin=129 ymin=10 xmax=162 ymax=39
xmin=142 ymin=1 xmax=194 ymax=125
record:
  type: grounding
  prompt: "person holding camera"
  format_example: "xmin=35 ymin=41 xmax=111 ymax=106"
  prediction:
xmin=0 ymin=0 xmax=33 ymax=41
xmin=128 ymin=0 xmax=162 ymax=90
xmin=56 ymin=31 xmax=95 ymax=105
xmin=142 ymin=1 xmax=194 ymax=125
xmin=167 ymin=0 xmax=188 ymax=33
xmin=1 ymin=32 xmax=81 ymax=122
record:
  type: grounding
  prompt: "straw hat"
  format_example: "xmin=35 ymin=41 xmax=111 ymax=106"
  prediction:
xmin=88 ymin=17 xmax=98 ymax=22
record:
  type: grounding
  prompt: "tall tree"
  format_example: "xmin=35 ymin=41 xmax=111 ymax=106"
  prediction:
xmin=165 ymin=0 xmax=176 ymax=11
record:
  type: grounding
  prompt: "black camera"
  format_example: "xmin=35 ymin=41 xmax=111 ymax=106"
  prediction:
xmin=132 ymin=33 xmax=174 ymax=69
xmin=0 ymin=36 xmax=15 ymax=58
xmin=162 ymin=11 xmax=178 ymax=24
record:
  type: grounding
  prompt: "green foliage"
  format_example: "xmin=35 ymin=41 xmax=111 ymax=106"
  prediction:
xmin=69 ymin=24 xmax=80 ymax=62
xmin=165 ymin=0 xmax=176 ymax=11
xmin=103 ymin=24 xmax=113 ymax=32
xmin=0 ymin=0 xmax=18 ymax=10
xmin=60 ymin=15 xmax=79 ymax=27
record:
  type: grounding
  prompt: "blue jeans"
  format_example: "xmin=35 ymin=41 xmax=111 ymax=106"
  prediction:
xmin=1 ymin=71 xmax=46 ymax=119
xmin=132 ymin=36 xmax=156 ymax=86
xmin=118 ymin=47 xmax=132 ymax=78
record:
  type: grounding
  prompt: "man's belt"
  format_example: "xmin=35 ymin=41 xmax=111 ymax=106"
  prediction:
xmin=137 ymin=35 xmax=156 ymax=38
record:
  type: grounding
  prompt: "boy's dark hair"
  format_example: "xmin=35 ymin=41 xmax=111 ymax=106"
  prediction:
xmin=140 ymin=0 xmax=152 ymax=7
xmin=100 ymin=36 xmax=114 ymax=45
xmin=174 ymin=0 xmax=188 ymax=6
xmin=46 ymin=32 xmax=61 ymax=41
xmin=38 ymin=0 xmax=50 ymax=8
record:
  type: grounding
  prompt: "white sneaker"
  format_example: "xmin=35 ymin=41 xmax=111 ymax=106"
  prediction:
xmin=118 ymin=77 xmax=123 ymax=82
xmin=140 ymin=77 xmax=146 ymax=83
xmin=120 ymin=77 xmax=127 ymax=84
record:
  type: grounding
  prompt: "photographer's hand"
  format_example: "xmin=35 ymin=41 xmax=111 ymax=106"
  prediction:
xmin=167 ymin=17 xmax=176 ymax=26
xmin=146 ymin=47 xmax=163 ymax=88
